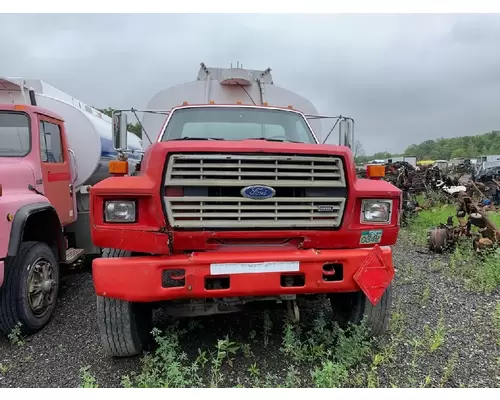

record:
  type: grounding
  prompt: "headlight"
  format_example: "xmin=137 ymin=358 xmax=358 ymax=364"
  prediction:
xmin=361 ymin=199 xmax=392 ymax=223
xmin=104 ymin=200 xmax=136 ymax=223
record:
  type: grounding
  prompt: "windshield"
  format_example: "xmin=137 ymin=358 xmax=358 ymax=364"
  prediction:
xmin=0 ymin=112 xmax=31 ymax=157
xmin=161 ymin=107 xmax=317 ymax=144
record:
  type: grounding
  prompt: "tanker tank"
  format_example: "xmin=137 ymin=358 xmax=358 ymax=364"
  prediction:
xmin=0 ymin=78 xmax=142 ymax=188
xmin=140 ymin=63 xmax=323 ymax=148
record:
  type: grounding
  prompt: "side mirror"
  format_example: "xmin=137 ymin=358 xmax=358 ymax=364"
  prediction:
xmin=112 ymin=111 xmax=128 ymax=151
xmin=339 ymin=119 xmax=354 ymax=149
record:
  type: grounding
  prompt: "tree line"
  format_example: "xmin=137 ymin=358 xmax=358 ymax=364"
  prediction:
xmin=354 ymin=130 xmax=500 ymax=164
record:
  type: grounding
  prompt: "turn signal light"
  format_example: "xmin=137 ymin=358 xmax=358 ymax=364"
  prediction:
xmin=366 ymin=165 xmax=385 ymax=179
xmin=109 ymin=160 xmax=128 ymax=175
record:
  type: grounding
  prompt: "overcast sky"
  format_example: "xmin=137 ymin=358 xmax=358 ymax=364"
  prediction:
xmin=1 ymin=13 xmax=500 ymax=154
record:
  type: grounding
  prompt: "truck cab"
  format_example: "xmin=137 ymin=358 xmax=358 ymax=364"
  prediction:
xmin=89 ymin=63 xmax=402 ymax=357
xmin=0 ymin=103 xmax=74 ymax=335
xmin=0 ymin=78 xmax=140 ymax=337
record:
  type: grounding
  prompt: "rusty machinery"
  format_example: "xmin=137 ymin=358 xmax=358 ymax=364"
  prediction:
xmin=427 ymin=191 xmax=500 ymax=253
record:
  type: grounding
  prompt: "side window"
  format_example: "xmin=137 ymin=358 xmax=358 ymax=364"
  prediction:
xmin=39 ymin=121 xmax=64 ymax=163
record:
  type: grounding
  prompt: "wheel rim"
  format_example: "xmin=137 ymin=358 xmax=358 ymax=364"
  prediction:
xmin=27 ymin=257 xmax=57 ymax=317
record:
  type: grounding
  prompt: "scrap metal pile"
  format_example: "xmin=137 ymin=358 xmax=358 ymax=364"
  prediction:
xmin=427 ymin=191 xmax=499 ymax=253
xmin=384 ymin=162 xmax=460 ymax=194
xmin=471 ymin=166 xmax=500 ymax=205
xmin=450 ymin=159 xmax=474 ymax=176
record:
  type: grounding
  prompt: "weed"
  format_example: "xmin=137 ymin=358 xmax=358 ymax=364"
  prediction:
xmin=283 ymin=365 xmax=302 ymax=388
xmin=420 ymin=375 xmax=432 ymax=388
xmin=423 ymin=315 xmax=446 ymax=353
xmin=79 ymin=366 xmax=99 ymax=388
xmin=439 ymin=353 xmax=458 ymax=387
xmin=7 ymin=323 xmax=24 ymax=347
xmin=407 ymin=337 xmax=423 ymax=387
xmin=241 ymin=342 xmax=253 ymax=359
xmin=311 ymin=361 xmax=348 ymax=388
xmin=262 ymin=311 xmax=272 ymax=348
xmin=247 ymin=362 xmax=260 ymax=386
xmin=121 ymin=327 xmax=200 ymax=388
xmin=493 ymin=302 xmax=500 ymax=345
xmin=420 ymin=283 xmax=431 ymax=306
xmin=210 ymin=336 xmax=240 ymax=387
xmin=430 ymin=260 xmax=444 ymax=273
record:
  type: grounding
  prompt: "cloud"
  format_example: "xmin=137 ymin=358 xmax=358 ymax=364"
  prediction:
xmin=1 ymin=13 xmax=499 ymax=154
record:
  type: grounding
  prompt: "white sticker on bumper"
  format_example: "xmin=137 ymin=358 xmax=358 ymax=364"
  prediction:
xmin=210 ymin=261 xmax=300 ymax=275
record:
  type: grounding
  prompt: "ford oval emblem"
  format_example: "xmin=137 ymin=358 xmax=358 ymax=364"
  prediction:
xmin=241 ymin=185 xmax=276 ymax=200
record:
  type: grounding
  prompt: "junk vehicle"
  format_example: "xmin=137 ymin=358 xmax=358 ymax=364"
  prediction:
xmin=0 ymin=78 xmax=141 ymax=335
xmin=434 ymin=160 xmax=449 ymax=172
xmin=386 ymin=156 xmax=416 ymax=168
xmin=89 ymin=62 xmax=402 ymax=357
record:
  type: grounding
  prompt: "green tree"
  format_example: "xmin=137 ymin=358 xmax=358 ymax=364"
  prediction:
xmin=97 ymin=107 xmax=142 ymax=139
xmin=402 ymin=130 xmax=500 ymax=160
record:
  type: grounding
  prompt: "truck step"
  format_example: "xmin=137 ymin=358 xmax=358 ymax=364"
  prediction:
xmin=62 ymin=248 xmax=85 ymax=264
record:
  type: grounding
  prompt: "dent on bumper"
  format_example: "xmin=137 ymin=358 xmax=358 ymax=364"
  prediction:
xmin=92 ymin=246 xmax=394 ymax=304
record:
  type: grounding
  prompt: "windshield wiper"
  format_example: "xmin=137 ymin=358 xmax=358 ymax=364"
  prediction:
xmin=249 ymin=137 xmax=303 ymax=143
xmin=169 ymin=137 xmax=225 ymax=141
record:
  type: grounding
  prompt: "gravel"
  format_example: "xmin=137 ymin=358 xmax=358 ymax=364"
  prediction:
xmin=0 ymin=236 xmax=499 ymax=388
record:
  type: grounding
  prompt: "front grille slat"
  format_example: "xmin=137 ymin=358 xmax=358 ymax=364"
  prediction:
xmin=164 ymin=153 xmax=347 ymax=229
xmin=170 ymin=170 xmax=342 ymax=178
xmin=166 ymin=154 xmax=346 ymax=187
xmin=171 ymin=204 xmax=342 ymax=211
xmin=173 ymin=162 xmax=337 ymax=170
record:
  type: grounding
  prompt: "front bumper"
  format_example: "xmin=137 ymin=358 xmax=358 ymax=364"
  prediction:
xmin=92 ymin=245 xmax=394 ymax=306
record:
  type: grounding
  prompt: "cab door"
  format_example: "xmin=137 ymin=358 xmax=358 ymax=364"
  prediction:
xmin=39 ymin=117 xmax=75 ymax=226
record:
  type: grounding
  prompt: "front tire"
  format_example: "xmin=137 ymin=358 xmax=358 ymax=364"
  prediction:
xmin=0 ymin=241 xmax=59 ymax=336
xmin=96 ymin=248 xmax=152 ymax=357
xmin=329 ymin=284 xmax=392 ymax=336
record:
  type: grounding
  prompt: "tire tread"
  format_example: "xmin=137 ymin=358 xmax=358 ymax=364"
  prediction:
xmin=96 ymin=248 xmax=149 ymax=357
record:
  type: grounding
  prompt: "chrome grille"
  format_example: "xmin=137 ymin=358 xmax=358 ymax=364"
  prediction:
xmin=165 ymin=154 xmax=346 ymax=187
xmin=165 ymin=197 xmax=346 ymax=228
xmin=164 ymin=153 xmax=347 ymax=229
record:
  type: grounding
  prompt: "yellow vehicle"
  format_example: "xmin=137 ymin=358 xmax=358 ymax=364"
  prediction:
xmin=417 ymin=160 xmax=435 ymax=166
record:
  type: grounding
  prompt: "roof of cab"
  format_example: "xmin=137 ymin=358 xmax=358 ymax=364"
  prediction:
xmin=0 ymin=103 xmax=64 ymax=122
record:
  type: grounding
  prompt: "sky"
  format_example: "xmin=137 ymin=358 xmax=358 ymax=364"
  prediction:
xmin=1 ymin=13 xmax=500 ymax=155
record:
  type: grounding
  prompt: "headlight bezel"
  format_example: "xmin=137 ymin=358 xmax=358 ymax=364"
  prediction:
xmin=360 ymin=199 xmax=393 ymax=225
xmin=104 ymin=199 xmax=137 ymax=223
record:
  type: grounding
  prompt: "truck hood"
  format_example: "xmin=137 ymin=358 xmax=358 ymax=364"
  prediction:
xmin=141 ymin=139 xmax=357 ymax=175
xmin=154 ymin=139 xmax=352 ymax=156
xmin=0 ymin=157 xmax=36 ymax=191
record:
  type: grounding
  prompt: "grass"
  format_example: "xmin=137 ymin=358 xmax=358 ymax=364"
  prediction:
xmin=77 ymin=307 xmax=465 ymax=389
xmin=79 ymin=315 xmax=382 ymax=388
xmin=494 ymin=302 xmax=500 ymax=346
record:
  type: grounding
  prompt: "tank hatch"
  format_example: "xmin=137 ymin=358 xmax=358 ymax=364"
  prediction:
xmin=197 ymin=62 xmax=273 ymax=86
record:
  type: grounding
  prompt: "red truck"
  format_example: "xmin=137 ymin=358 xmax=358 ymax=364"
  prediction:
xmin=90 ymin=63 xmax=401 ymax=357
